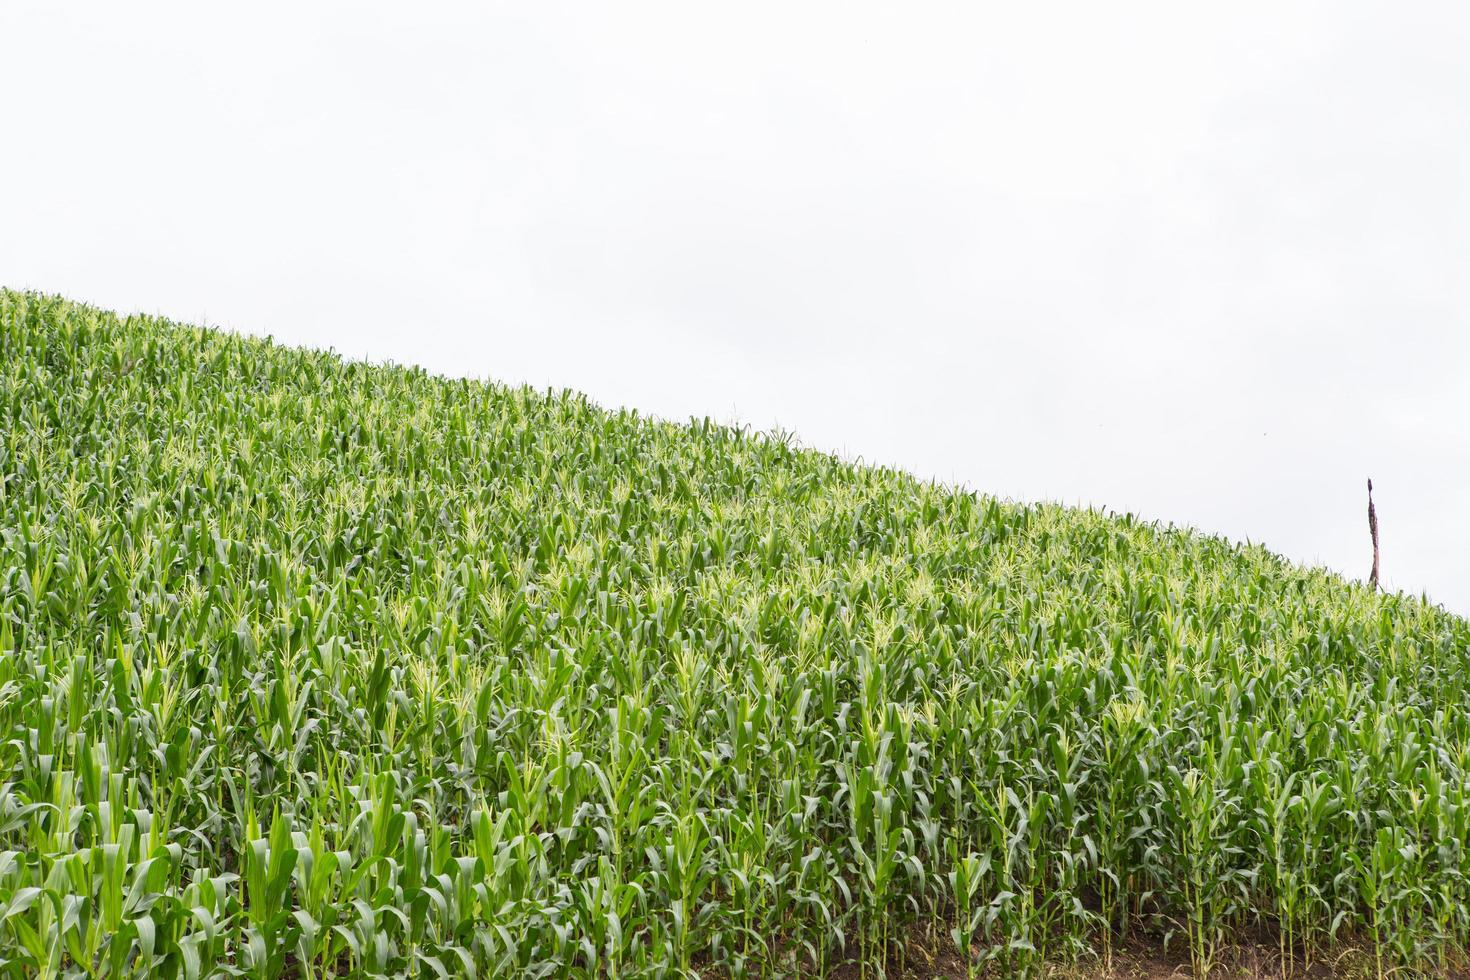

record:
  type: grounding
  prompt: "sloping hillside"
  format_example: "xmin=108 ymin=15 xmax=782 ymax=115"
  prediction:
xmin=2 ymin=290 xmax=1467 ymax=978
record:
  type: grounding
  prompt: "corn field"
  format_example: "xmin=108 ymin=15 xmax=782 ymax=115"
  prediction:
xmin=2 ymin=290 xmax=1468 ymax=979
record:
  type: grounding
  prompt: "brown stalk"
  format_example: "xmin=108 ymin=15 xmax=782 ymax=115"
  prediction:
xmin=1367 ymin=478 xmax=1380 ymax=590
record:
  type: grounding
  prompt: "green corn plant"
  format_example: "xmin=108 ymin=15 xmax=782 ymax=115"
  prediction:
xmin=1 ymin=289 xmax=1469 ymax=977
xmin=947 ymin=845 xmax=989 ymax=979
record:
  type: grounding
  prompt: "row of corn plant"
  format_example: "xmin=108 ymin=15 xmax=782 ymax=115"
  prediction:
xmin=2 ymin=288 xmax=1469 ymax=977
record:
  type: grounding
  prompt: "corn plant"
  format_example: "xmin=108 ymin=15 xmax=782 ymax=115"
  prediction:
xmin=1 ymin=289 xmax=1468 ymax=977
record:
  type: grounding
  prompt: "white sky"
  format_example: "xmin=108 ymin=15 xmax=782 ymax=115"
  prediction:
xmin=4 ymin=2 xmax=1468 ymax=614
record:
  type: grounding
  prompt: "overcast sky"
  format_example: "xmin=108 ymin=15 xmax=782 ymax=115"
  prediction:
xmin=4 ymin=2 xmax=1467 ymax=613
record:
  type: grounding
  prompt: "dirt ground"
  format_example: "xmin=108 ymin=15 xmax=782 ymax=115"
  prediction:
xmin=813 ymin=929 xmax=1468 ymax=979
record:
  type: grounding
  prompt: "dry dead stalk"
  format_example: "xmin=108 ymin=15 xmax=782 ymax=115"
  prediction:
xmin=1367 ymin=478 xmax=1380 ymax=590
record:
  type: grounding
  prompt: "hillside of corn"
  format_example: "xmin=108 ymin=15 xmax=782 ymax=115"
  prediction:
xmin=3 ymin=289 xmax=1469 ymax=980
